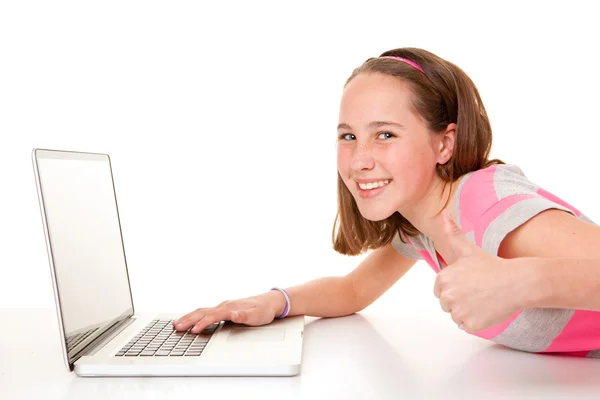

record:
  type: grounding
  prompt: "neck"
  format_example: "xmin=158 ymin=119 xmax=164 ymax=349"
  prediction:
xmin=399 ymin=175 xmax=458 ymax=241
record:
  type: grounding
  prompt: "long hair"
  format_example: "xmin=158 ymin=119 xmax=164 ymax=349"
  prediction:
xmin=332 ymin=47 xmax=504 ymax=256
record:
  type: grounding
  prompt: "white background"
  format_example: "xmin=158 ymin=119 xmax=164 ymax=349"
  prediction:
xmin=1 ymin=1 xmax=599 ymax=316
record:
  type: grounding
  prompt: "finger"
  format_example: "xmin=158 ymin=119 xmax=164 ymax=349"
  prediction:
xmin=229 ymin=310 xmax=247 ymax=324
xmin=173 ymin=312 xmax=194 ymax=327
xmin=173 ymin=309 xmax=207 ymax=330
xmin=439 ymin=296 xmax=451 ymax=313
xmin=441 ymin=209 xmax=474 ymax=259
xmin=433 ymin=275 xmax=442 ymax=299
xmin=190 ymin=307 xmax=232 ymax=333
xmin=230 ymin=309 xmax=272 ymax=326
xmin=173 ymin=308 xmax=207 ymax=326
xmin=451 ymin=312 xmax=463 ymax=327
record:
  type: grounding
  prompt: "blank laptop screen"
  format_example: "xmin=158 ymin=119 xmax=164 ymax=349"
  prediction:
xmin=34 ymin=150 xmax=134 ymax=359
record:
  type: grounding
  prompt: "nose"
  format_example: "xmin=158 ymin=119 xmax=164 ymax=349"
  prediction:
xmin=350 ymin=144 xmax=375 ymax=171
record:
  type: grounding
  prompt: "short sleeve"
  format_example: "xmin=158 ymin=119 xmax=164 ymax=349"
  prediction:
xmin=461 ymin=164 xmax=580 ymax=256
xmin=391 ymin=231 xmax=422 ymax=260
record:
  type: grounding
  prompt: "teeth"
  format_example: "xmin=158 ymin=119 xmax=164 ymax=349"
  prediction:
xmin=358 ymin=180 xmax=390 ymax=190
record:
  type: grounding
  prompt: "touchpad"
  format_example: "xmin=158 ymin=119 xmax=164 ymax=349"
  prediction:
xmin=226 ymin=327 xmax=286 ymax=342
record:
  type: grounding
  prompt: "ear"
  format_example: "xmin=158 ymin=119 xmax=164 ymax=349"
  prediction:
xmin=437 ymin=123 xmax=456 ymax=165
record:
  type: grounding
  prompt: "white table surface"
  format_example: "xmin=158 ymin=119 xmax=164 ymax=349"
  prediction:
xmin=2 ymin=308 xmax=600 ymax=400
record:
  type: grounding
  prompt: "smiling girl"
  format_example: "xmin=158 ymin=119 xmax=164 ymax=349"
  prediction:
xmin=175 ymin=48 xmax=600 ymax=358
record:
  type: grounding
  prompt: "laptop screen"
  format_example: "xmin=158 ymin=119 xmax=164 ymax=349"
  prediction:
xmin=34 ymin=150 xmax=134 ymax=362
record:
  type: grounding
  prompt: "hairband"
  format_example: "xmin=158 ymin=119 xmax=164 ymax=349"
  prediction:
xmin=380 ymin=56 xmax=425 ymax=74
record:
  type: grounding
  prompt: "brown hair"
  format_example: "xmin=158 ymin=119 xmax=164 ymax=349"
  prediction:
xmin=332 ymin=47 xmax=504 ymax=256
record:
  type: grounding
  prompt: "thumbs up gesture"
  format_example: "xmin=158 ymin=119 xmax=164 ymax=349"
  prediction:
xmin=433 ymin=209 xmax=526 ymax=333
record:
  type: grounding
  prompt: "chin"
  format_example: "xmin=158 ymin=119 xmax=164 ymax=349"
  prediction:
xmin=356 ymin=204 xmax=395 ymax=222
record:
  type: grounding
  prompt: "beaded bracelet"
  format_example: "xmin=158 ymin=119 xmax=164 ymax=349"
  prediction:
xmin=270 ymin=287 xmax=291 ymax=319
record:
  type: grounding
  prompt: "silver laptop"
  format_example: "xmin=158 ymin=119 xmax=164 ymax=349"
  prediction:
xmin=32 ymin=148 xmax=304 ymax=377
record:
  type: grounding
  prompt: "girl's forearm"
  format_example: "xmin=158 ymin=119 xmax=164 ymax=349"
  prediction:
xmin=266 ymin=276 xmax=357 ymax=318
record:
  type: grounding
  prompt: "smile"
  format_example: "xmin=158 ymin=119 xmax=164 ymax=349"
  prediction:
xmin=355 ymin=179 xmax=392 ymax=199
xmin=357 ymin=179 xmax=390 ymax=190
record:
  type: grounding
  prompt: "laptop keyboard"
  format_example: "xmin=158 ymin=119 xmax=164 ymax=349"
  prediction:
xmin=115 ymin=319 xmax=219 ymax=357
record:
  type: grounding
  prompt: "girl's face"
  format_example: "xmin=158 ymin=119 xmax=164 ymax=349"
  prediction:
xmin=337 ymin=72 xmax=444 ymax=221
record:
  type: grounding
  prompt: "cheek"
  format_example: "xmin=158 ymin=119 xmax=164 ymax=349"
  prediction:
xmin=383 ymin=146 xmax=436 ymax=183
xmin=380 ymin=146 xmax=419 ymax=171
xmin=396 ymin=139 xmax=435 ymax=165
xmin=336 ymin=148 xmax=354 ymax=189
xmin=336 ymin=147 xmax=351 ymax=172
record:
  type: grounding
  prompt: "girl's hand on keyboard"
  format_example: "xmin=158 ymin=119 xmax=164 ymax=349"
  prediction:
xmin=172 ymin=290 xmax=286 ymax=334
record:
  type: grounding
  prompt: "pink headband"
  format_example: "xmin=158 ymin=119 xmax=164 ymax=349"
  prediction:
xmin=380 ymin=56 xmax=425 ymax=74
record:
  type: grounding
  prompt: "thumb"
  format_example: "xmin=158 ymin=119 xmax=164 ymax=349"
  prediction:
xmin=229 ymin=310 xmax=247 ymax=324
xmin=442 ymin=209 xmax=474 ymax=257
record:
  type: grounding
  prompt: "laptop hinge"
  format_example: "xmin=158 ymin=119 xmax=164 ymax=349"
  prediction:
xmin=69 ymin=316 xmax=136 ymax=367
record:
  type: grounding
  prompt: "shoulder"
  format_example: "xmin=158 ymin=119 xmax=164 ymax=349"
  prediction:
xmin=454 ymin=163 xmax=586 ymax=255
xmin=454 ymin=164 xmax=529 ymax=229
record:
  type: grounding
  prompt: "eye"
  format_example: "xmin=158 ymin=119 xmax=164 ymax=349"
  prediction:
xmin=378 ymin=132 xmax=396 ymax=140
xmin=338 ymin=133 xmax=356 ymax=141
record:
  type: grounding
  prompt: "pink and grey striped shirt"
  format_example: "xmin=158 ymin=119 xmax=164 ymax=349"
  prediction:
xmin=392 ymin=163 xmax=600 ymax=358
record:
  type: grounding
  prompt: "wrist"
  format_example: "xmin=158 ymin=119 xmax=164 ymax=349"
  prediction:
xmin=265 ymin=289 xmax=288 ymax=317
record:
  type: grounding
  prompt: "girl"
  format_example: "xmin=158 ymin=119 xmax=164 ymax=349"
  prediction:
xmin=174 ymin=47 xmax=600 ymax=358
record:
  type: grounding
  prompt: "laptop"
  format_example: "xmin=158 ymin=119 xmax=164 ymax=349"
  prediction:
xmin=32 ymin=148 xmax=305 ymax=377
